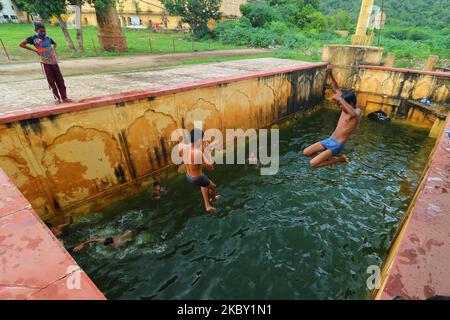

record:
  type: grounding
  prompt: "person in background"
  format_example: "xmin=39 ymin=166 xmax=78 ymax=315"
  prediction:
xmin=45 ymin=216 xmax=73 ymax=238
xmin=152 ymin=181 xmax=166 ymax=200
xmin=73 ymin=231 xmax=134 ymax=252
xmin=303 ymin=65 xmax=362 ymax=168
xmin=19 ymin=22 xmax=71 ymax=103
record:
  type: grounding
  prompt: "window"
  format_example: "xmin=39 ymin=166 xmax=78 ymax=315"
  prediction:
xmin=3 ymin=15 xmax=9 ymax=19
xmin=11 ymin=16 xmax=17 ymax=20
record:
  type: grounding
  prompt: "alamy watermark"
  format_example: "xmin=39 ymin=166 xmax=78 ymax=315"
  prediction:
xmin=170 ymin=121 xmax=280 ymax=175
xmin=66 ymin=265 xmax=81 ymax=290
xmin=366 ymin=265 xmax=381 ymax=290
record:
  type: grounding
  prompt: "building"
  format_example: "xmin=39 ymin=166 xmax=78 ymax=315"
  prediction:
xmin=0 ymin=0 xmax=19 ymax=23
xmin=66 ymin=0 xmax=248 ymax=30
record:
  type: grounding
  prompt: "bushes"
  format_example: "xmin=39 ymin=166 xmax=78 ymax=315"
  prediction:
xmin=239 ymin=2 xmax=280 ymax=28
xmin=213 ymin=1 xmax=448 ymax=67
xmin=215 ymin=17 xmax=335 ymax=50
xmin=248 ymin=29 xmax=276 ymax=47
xmin=383 ymin=27 xmax=429 ymax=41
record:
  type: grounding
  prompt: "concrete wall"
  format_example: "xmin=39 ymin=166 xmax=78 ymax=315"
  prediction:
xmin=354 ymin=66 xmax=450 ymax=133
xmin=322 ymin=44 xmax=384 ymax=89
xmin=0 ymin=64 xmax=327 ymax=222
xmin=324 ymin=44 xmax=450 ymax=134
xmin=374 ymin=112 xmax=450 ymax=300
xmin=0 ymin=168 xmax=105 ymax=300
xmin=355 ymin=66 xmax=450 ymax=105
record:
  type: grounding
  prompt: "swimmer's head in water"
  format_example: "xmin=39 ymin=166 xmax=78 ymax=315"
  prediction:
xmin=190 ymin=128 xmax=204 ymax=145
xmin=342 ymin=91 xmax=357 ymax=108
xmin=103 ymin=237 xmax=114 ymax=246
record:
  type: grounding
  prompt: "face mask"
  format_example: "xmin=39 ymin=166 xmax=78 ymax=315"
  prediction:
xmin=38 ymin=32 xmax=46 ymax=38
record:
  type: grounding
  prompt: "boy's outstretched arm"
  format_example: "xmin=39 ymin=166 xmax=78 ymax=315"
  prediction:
xmin=327 ymin=65 xmax=342 ymax=95
xmin=73 ymin=238 xmax=104 ymax=252
xmin=333 ymin=94 xmax=356 ymax=117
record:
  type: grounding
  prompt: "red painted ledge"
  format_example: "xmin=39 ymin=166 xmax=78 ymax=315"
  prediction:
xmin=376 ymin=113 xmax=450 ymax=300
xmin=0 ymin=62 xmax=328 ymax=125
xmin=358 ymin=65 xmax=450 ymax=78
xmin=0 ymin=168 xmax=105 ymax=300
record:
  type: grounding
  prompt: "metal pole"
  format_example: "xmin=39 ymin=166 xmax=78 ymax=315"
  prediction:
xmin=191 ymin=37 xmax=194 ymax=51
xmin=0 ymin=38 xmax=11 ymax=61
xmin=173 ymin=39 xmax=175 ymax=52
xmin=148 ymin=37 xmax=153 ymax=52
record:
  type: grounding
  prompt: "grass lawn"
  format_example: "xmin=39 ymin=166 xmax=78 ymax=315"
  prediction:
xmin=0 ymin=23 xmax=242 ymax=63
xmin=173 ymin=50 xmax=321 ymax=67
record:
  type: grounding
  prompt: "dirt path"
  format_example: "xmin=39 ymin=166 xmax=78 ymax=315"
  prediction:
xmin=0 ymin=49 xmax=270 ymax=83
xmin=0 ymin=57 xmax=307 ymax=113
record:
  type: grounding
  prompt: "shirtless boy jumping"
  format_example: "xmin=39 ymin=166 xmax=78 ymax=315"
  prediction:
xmin=181 ymin=128 xmax=220 ymax=212
xmin=303 ymin=65 xmax=362 ymax=168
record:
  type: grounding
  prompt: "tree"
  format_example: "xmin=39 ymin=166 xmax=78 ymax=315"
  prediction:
xmin=14 ymin=0 xmax=77 ymax=53
xmin=162 ymin=0 xmax=222 ymax=38
xmin=69 ymin=0 xmax=85 ymax=52
xmin=240 ymin=1 xmax=279 ymax=28
xmin=286 ymin=4 xmax=316 ymax=29
xmin=0 ymin=3 xmax=3 ymax=11
xmin=88 ymin=0 xmax=127 ymax=52
xmin=117 ymin=0 xmax=125 ymax=19
xmin=12 ymin=0 xmax=32 ymax=22
xmin=132 ymin=0 xmax=141 ymax=18
xmin=333 ymin=9 xmax=351 ymax=31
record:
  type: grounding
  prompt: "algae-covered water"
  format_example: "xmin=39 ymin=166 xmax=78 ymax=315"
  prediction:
xmin=62 ymin=108 xmax=435 ymax=299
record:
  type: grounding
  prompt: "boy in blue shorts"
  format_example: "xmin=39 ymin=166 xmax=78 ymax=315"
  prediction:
xmin=303 ymin=65 xmax=362 ymax=168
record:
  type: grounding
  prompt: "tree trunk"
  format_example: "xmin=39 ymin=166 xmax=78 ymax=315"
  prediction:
xmin=74 ymin=1 xmax=84 ymax=53
xmin=95 ymin=2 xmax=127 ymax=52
xmin=56 ymin=14 xmax=76 ymax=53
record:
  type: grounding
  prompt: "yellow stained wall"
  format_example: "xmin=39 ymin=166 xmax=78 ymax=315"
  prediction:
xmin=353 ymin=68 xmax=450 ymax=129
xmin=324 ymin=44 xmax=449 ymax=131
xmin=0 ymin=67 xmax=326 ymax=222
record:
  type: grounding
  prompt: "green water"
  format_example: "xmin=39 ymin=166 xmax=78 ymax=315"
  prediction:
xmin=62 ymin=108 xmax=435 ymax=300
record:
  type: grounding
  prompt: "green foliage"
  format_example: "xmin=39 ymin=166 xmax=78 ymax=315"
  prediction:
xmin=384 ymin=26 xmax=429 ymax=41
xmin=239 ymin=0 xmax=331 ymax=32
xmin=332 ymin=9 xmax=352 ymax=31
xmin=1 ymin=24 xmax=241 ymax=62
xmin=13 ymin=0 xmax=67 ymax=20
xmin=319 ymin=0 xmax=450 ymax=30
xmin=213 ymin=0 xmax=449 ymax=68
xmin=161 ymin=0 xmax=222 ymax=38
xmin=239 ymin=1 xmax=280 ymax=27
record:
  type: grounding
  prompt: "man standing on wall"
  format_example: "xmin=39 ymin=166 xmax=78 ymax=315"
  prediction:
xmin=19 ymin=23 xmax=71 ymax=103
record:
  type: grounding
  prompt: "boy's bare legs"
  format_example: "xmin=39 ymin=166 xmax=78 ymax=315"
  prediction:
xmin=310 ymin=149 xmax=349 ymax=168
xmin=303 ymin=142 xmax=326 ymax=157
xmin=208 ymin=181 xmax=221 ymax=202
xmin=201 ymin=186 xmax=215 ymax=212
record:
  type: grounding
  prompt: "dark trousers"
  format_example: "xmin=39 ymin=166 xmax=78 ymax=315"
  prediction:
xmin=41 ymin=63 xmax=67 ymax=101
